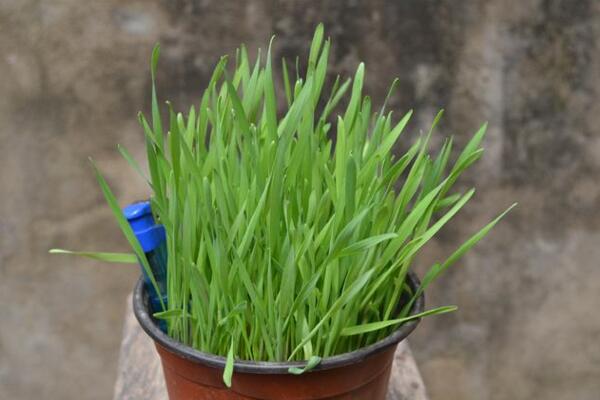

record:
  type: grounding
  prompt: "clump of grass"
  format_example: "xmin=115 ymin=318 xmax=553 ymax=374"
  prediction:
xmin=53 ymin=24 xmax=514 ymax=384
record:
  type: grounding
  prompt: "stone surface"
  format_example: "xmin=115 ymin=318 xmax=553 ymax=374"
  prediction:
xmin=1 ymin=1 xmax=599 ymax=400
xmin=113 ymin=296 xmax=428 ymax=400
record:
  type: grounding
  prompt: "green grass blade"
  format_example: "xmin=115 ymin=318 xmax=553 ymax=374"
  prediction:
xmin=150 ymin=44 xmax=163 ymax=147
xmin=288 ymin=356 xmax=322 ymax=375
xmin=223 ymin=339 xmax=235 ymax=388
xmin=343 ymin=62 xmax=364 ymax=131
xmin=226 ymin=78 xmax=251 ymax=135
xmin=264 ymin=38 xmax=278 ymax=140
xmin=338 ymin=233 xmax=397 ymax=258
xmin=237 ymin=178 xmax=270 ymax=257
xmin=308 ymin=23 xmax=324 ymax=69
xmin=341 ymin=306 xmax=457 ymax=336
xmin=403 ymin=203 xmax=517 ymax=316
xmin=49 ymin=249 xmax=137 ymax=263
xmin=89 ymin=159 xmax=165 ymax=310
xmin=117 ymin=144 xmax=149 ymax=183
xmin=282 ymin=58 xmax=292 ymax=106
xmin=443 ymin=203 xmax=517 ymax=268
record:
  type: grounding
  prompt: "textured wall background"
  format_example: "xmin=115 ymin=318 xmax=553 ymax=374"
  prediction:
xmin=1 ymin=1 xmax=599 ymax=399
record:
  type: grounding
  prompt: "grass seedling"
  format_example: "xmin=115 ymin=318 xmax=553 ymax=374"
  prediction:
xmin=52 ymin=24 xmax=515 ymax=385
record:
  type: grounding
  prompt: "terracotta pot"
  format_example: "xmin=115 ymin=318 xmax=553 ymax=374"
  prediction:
xmin=133 ymin=272 xmax=424 ymax=400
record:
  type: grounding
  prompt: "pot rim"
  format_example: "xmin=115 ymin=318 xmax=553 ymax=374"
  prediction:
xmin=133 ymin=271 xmax=424 ymax=374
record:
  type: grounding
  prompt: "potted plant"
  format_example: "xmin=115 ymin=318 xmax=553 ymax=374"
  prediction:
xmin=52 ymin=24 xmax=514 ymax=399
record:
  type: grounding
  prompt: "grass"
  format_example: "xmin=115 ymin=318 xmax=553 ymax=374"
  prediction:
xmin=52 ymin=24 xmax=515 ymax=385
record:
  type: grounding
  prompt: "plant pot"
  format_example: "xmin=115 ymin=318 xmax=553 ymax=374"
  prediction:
xmin=133 ymin=272 xmax=424 ymax=400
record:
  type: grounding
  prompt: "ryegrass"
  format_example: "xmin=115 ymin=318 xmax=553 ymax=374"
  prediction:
xmin=52 ymin=24 xmax=514 ymax=384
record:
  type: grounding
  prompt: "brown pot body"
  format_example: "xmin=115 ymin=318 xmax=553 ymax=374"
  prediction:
xmin=133 ymin=272 xmax=424 ymax=400
xmin=156 ymin=342 xmax=397 ymax=400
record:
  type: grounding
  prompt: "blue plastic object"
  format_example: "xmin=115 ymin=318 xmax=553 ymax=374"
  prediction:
xmin=123 ymin=202 xmax=166 ymax=252
xmin=123 ymin=201 xmax=168 ymax=316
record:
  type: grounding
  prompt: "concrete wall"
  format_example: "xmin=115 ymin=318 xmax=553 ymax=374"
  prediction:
xmin=1 ymin=1 xmax=599 ymax=399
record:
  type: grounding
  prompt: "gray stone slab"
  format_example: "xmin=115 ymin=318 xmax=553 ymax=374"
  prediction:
xmin=113 ymin=295 xmax=428 ymax=400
